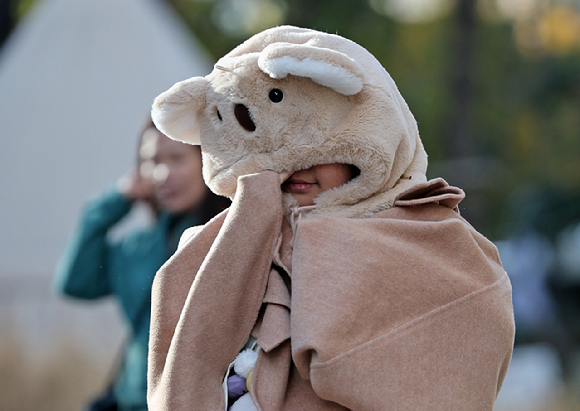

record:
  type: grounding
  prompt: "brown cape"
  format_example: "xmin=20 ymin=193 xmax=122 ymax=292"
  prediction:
xmin=147 ymin=171 xmax=515 ymax=411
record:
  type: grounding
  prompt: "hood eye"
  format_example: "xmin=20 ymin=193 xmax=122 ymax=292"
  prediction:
xmin=269 ymin=88 xmax=283 ymax=103
xmin=216 ymin=109 xmax=223 ymax=121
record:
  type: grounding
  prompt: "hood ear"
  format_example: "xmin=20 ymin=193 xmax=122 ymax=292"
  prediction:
xmin=257 ymin=43 xmax=365 ymax=96
xmin=151 ymin=77 xmax=208 ymax=145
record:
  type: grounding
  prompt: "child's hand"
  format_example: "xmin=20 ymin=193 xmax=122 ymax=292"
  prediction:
xmin=279 ymin=171 xmax=292 ymax=184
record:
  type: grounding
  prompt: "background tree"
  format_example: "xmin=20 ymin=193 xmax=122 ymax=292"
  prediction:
xmin=0 ymin=0 xmax=13 ymax=48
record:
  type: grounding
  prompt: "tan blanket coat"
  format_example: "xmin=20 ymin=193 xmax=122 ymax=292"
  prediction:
xmin=148 ymin=172 xmax=515 ymax=411
xmin=147 ymin=25 xmax=515 ymax=410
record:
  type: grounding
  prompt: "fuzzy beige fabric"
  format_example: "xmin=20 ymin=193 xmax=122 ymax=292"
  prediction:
xmin=151 ymin=25 xmax=427 ymax=218
xmin=148 ymin=26 xmax=515 ymax=411
xmin=148 ymin=172 xmax=514 ymax=411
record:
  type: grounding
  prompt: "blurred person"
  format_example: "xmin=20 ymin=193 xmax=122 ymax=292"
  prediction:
xmin=54 ymin=119 xmax=230 ymax=411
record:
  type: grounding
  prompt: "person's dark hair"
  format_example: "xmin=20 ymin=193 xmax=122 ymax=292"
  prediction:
xmin=135 ymin=118 xmax=157 ymax=169
xmin=197 ymin=188 xmax=231 ymax=225
xmin=350 ymin=165 xmax=361 ymax=180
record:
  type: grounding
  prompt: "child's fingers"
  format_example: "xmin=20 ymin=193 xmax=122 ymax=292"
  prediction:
xmin=279 ymin=171 xmax=292 ymax=183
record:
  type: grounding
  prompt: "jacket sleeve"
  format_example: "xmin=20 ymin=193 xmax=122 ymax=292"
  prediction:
xmin=147 ymin=171 xmax=284 ymax=411
xmin=53 ymin=186 xmax=132 ymax=299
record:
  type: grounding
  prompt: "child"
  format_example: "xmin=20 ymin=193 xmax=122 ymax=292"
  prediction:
xmin=281 ymin=164 xmax=358 ymax=207
xmin=147 ymin=26 xmax=515 ymax=411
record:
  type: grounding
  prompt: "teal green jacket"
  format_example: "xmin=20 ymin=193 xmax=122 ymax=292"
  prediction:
xmin=54 ymin=187 xmax=200 ymax=411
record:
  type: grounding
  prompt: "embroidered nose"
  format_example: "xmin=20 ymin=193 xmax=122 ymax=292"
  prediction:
xmin=234 ymin=104 xmax=256 ymax=132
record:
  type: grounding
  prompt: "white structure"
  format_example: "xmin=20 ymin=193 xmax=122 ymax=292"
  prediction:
xmin=0 ymin=0 xmax=211 ymax=408
xmin=0 ymin=0 xmax=211 ymax=279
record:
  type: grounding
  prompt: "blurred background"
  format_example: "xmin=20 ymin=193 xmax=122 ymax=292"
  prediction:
xmin=1 ymin=0 xmax=579 ymax=410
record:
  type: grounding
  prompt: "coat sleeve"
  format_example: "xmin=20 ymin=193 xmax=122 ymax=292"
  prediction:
xmin=53 ymin=186 xmax=132 ymax=299
xmin=147 ymin=171 xmax=284 ymax=411
xmin=290 ymin=206 xmax=515 ymax=411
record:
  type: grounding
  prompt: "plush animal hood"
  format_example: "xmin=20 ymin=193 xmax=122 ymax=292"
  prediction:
xmin=152 ymin=25 xmax=428 ymax=217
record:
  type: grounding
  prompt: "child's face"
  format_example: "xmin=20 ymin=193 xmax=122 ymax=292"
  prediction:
xmin=282 ymin=164 xmax=355 ymax=207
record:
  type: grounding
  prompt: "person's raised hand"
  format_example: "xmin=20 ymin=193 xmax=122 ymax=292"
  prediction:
xmin=117 ymin=168 xmax=155 ymax=203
